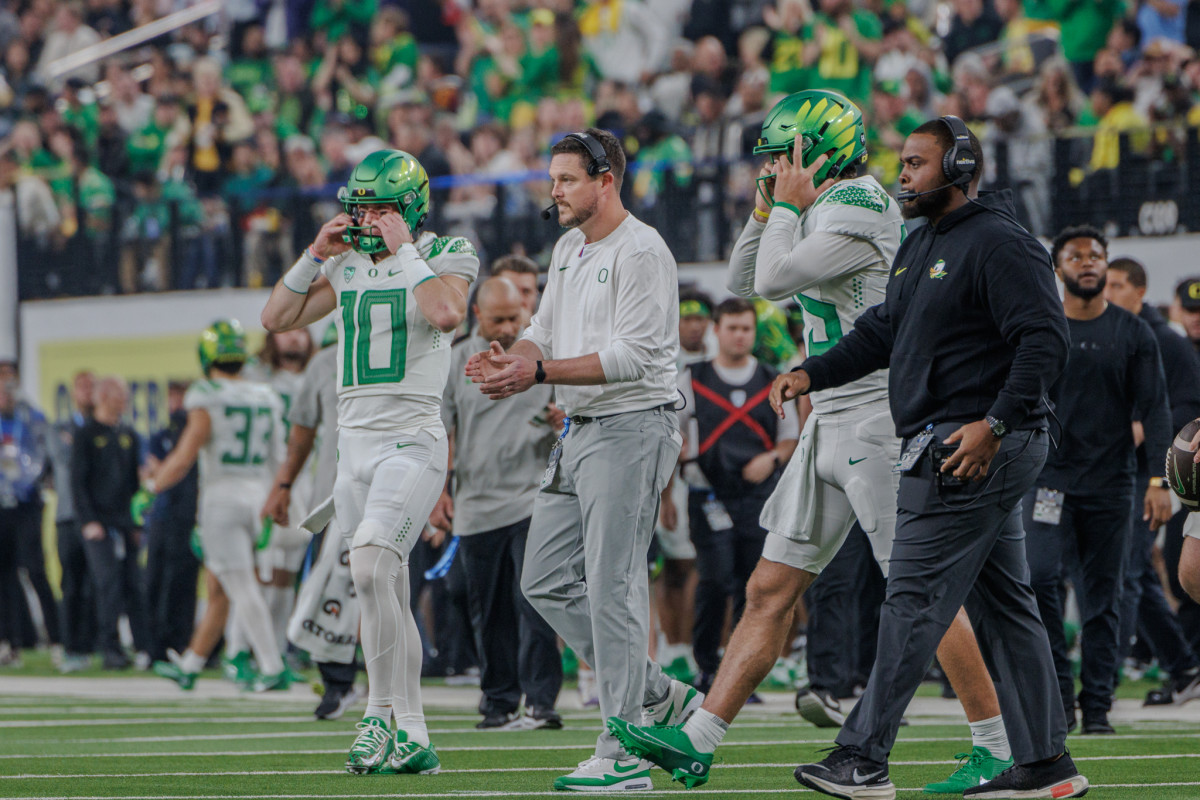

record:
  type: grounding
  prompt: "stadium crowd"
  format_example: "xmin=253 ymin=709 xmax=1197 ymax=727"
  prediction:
xmin=2 ymin=0 xmax=1200 ymax=296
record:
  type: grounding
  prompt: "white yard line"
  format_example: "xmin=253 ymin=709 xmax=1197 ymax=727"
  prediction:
xmin=4 ymin=753 xmax=1198 ymax=778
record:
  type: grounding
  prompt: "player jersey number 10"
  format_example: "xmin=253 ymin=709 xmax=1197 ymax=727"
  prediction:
xmin=339 ymin=289 xmax=409 ymax=387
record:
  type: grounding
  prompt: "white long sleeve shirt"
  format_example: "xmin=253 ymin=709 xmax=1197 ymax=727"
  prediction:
xmin=522 ymin=213 xmax=680 ymax=417
xmin=727 ymin=175 xmax=903 ymax=416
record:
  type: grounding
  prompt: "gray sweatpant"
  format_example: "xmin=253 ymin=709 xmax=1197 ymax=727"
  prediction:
xmin=522 ymin=406 xmax=680 ymax=758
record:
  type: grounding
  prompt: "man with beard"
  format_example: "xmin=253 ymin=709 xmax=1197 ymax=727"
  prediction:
xmin=437 ymin=277 xmax=565 ymax=731
xmin=776 ymin=118 xmax=1087 ymax=799
xmin=466 ymin=129 xmax=697 ymax=792
xmin=1024 ymin=226 xmax=1173 ymax=735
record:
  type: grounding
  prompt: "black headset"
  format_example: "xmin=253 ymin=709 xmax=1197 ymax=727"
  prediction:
xmin=939 ymin=115 xmax=976 ymax=188
xmin=563 ymin=131 xmax=612 ymax=177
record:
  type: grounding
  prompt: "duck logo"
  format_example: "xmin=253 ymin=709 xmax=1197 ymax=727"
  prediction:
xmin=343 ymin=266 xmax=355 ymax=283
xmin=929 ymin=259 xmax=948 ymax=280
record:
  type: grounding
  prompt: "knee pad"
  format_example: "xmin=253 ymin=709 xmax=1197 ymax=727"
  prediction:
xmin=844 ymin=477 xmax=879 ymax=534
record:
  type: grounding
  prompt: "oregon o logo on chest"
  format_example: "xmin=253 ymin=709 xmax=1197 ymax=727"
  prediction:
xmin=598 ymin=268 xmax=609 ymax=283
xmin=368 ymin=268 xmax=379 ymax=278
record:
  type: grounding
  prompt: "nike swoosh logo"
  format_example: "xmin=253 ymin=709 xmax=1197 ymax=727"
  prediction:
xmin=388 ymin=269 xmax=402 ymax=277
xmin=849 ymin=457 xmax=867 ymax=465
xmin=396 ymin=443 xmax=414 ymax=450
xmin=894 ymin=267 xmax=907 ymax=275
xmin=612 ymin=762 xmax=642 ymax=774
xmin=559 ymin=265 xmax=573 ymax=272
xmin=853 ymin=768 xmax=883 ymax=784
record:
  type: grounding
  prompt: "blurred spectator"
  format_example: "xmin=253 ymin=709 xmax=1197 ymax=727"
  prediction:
xmin=71 ymin=376 xmax=146 ymax=670
xmin=1039 ymin=0 xmax=1124 ymax=92
xmin=1031 ymin=57 xmax=1087 ymax=131
xmin=184 ymin=58 xmax=253 ymax=196
xmin=310 ymin=0 xmax=377 ymax=46
xmin=105 ymin=62 xmax=154 ymax=135
xmin=689 ymin=76 xmax=742 ymax=260
xmin=807 ymin=0 xmax=884 ymax=104
xmin=319 ymin=122 xmax=354 ymax=184
xmin=94 ymin=100 xmax=129 ymax=180
xmin=982 ymin=85 xmax=1051 ymax=234
xmin=0 ymin=38 xmax=37 ymax=124
xmin=1138 ymin=0 xmax=1187 ymax=49
xmin=119 ymin=170 xmax=202 ymax=292
xmin=372 ymin=6 xmax=420 ymax=100
xmin=632 ymin=109 xmax=693 ymax=206
xmin=1107 ymin=18 xmax=1143 ymax=71
xmin=692 ymin=35 xmax=738 ymax=97
xmin=994 ymin=0 xmax=1053 ymax=76
xmin=868 ymin=79 xmax=923 ymax=186
xmin=34 ymin=1 xmax=101 ymax=89
xmin=59 ymin=77 xmax=98 ymax=150
xmin=313 ymin=35 xmax=379 ymax=128
xmin=226 ymin=22 xmax=274 ymax=114
xmin=943 ymin=0 xmax=1003 ymax=67
xmin=763 ymin=0 xmax=810 ymax=94
xmin=127 ymin=93 xmax=182 ymax=176
xmin=578 ymin=0 xmax=670 ymax=86
xmin=45 ymin=370 xmax=97 ymax=673
xmin=650 ymin=40 xmax=697 ymax=122
xmin=0 ymin=147 xmax=60 ymax=243
xmin=1087 ymin=79 xmax=1149 ymax=174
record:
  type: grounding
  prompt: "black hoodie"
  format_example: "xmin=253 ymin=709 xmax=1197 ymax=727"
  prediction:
xmin=801 ymin=190 xmax=1070 ymax=438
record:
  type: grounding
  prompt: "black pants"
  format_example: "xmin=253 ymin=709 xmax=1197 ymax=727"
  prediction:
xmin=1025 ymin=488 xmax=1130 ymax=716
xmin=838 ymin=427 xmax=1064 ymax=765
xmin=805 ymin=522 xmax=885 ymax=697
xmin=1117 ymin=500 xmax=1198 ymax=677
xmin=56 ymin=520 xmax=96 ymax=655
xmin=143 ymin=514 xmax=201 ymax=662
xmin=688 ymin=491 xmax=768 ymax=676
xmin=459 ymin=518 xmax=563 ymax=714
xmin=82 ymin=526 xmax=147 ymax=658
xmin=15 ymin=500 xmax=60 ymax=646
xmin=0 ymin=506 xmax=22 ymax=646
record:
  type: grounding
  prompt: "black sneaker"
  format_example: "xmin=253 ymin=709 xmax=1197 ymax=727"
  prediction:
xmin=795 ymin=687 xmax=846 ymax=728
xmin=1171 ymin=667 xmax=1200 ymax=705
xmin=794 ymin=744 xmax=895 ymax=799
xmin=101 ymin=651 xmax=130 ymax=670
xmin=314 ymin=686 xmax=359 ymax=720
xmin=500 ymin=707 xmax=564 ymax=730
xmin=476 ymin=711 xmax=518 ymax=729
xmin=1081 ymin=710 xmax=1114 ymax=735
xmin=962 ymin=752 xmax=1089 ymax=798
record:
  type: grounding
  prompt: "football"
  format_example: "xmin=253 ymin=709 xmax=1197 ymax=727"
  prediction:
xmin=1166 ymin=419 xmax=1200 ymax=508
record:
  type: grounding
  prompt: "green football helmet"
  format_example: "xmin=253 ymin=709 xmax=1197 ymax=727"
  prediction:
xmin=754 ymin=90 xmax=868 ymax=203
xmin=198 ymin=318 xmax=248 ymax=374
xmin=337 ymin=149 xmax=431 ymax=254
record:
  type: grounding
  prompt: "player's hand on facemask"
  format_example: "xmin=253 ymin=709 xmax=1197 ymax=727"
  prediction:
xmin=772 ymin=151 xmax=835 ymax=213
xmin=311 ymin=213 xmax=352 ymax=259
xmin=376 ymin=209 xmax=414 ymax=252
xmin=769 ymin=371 xmax=810 ymax=418
xmin=755 ymin=160 xmax=776 ymax=217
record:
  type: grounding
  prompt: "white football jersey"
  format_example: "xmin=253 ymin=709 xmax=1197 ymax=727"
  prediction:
xmin=322 ymin=231 xmax=479 ymax=435
xmin=184 ymin=377 xmax=285 ymax=490
xmin=267 ymin=367 xmax=314 ymax=515
xmin=735 ymin=175 xmax=903 ymax=416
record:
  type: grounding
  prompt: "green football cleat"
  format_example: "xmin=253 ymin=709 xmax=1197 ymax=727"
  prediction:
xmin=222 ymin=651 xmax=255 ymax=687
xmin=252 ymin=670 xmax=292 ymax=693
xmin=152 ymin=660 xmax=197 ymax=690
xmin=378 ymin=731 xmax=440 ymax=775
xmin=607 ymin=717 xmax=712 ymax=788
xmin=924 ymin=746 xmax=1014 ymax=794
xmin=346 ymin=717 xmax=393 ymax=775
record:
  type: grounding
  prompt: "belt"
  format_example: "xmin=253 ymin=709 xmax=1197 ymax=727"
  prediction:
xmin=569 ymin=402 xmax=675 ymax=427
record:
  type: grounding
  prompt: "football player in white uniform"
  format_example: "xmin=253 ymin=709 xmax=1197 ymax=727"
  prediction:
xmin=149 ymin=319 xmax=289 ymax=692
xmin=261 ymin=149 xmax=478 ymax=776
xmin=610 ymin=90 xmax=1016 ymax=794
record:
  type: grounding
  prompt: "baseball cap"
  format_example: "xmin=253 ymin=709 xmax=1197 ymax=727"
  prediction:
xmin=1177 ymin=277 xmax=1200 ymax=310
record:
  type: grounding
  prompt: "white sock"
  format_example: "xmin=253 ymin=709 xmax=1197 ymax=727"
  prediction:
xmin=180 ymin=649 xmax=206 ymax=674
xmin=970 ymin=715 xmax=1011 ymax=761
xmin=364 ymin=704 xmax=391 ymax=724
xmin=681 ymin=708 xmax=729 ymax=754
xmin=224 ymin=612 xmax=247 ymax=659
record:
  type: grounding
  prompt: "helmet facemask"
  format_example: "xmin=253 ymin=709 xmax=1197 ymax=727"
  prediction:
xmin=337 ymin=150 xmax=431 ymax=255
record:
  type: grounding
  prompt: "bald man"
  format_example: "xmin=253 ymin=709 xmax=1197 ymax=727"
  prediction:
xmin=436 ymin=277 xmax=565 ymax=730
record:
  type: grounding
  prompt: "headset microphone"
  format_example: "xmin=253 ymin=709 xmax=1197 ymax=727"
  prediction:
xmin=895 ymin=183 xmax=954 ymax=203
xmin=541 ymin=202 xmax=557 ymax=221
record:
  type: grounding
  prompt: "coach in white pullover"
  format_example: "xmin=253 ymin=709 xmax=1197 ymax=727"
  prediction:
xmin=467 ymin=129 xmax=700 ymax=792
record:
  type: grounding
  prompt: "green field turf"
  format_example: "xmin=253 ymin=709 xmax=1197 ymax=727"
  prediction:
xmin=1 ymin=673 xmax=1198 ymax=800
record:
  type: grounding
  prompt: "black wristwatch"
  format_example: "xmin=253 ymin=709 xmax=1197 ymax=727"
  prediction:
xmin=535 ymin=361 xmax=546 ymax=384
xmin=985 ymin=415 xmax=1009 ymax=439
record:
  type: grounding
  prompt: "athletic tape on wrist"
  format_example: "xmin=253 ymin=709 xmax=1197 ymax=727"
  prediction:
xmin=397 ymin=243 xmax=436 ymax=285
xmin=282 ymin=250 xmax=323 ymax=294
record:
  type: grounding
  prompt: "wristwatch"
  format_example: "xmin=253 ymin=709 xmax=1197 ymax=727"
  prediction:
xmin=1148 ymin=477 xmax=1167 ymax=489
xmin=985 ymin=415 xmax=1009 ymax=439
xmin=535 ymin=361 xmax=547 ymax=385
